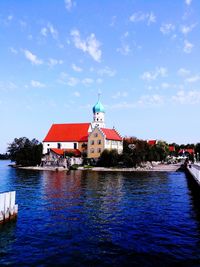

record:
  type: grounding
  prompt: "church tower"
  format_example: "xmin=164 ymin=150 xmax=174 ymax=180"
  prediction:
xmin=92 ymin=94 xmax=105 ymax=129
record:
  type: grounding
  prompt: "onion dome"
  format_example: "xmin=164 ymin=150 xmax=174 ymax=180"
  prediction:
xmin=92 ymin=100 xmax=105 ymax=113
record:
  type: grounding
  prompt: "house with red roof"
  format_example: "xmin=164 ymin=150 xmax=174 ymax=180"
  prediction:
xmin=147 ymin=140 xmax=157 ymax=146
xmin=42 ymin=96 xmax=123 ymax=160
xmin=88 ymin=127 xmax=123 ymax=159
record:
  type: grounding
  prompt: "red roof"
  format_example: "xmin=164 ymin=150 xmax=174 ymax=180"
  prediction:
xmin=51 ymin=148 xmax=81 ymax=157
xmin=101 ymin=128 xmax=122 ymax=141
xmin=169 ymin=146 xmax=175 ymax=152
xmin=43 ymin=123 xmax=90 ymax=142
xmin=147 ymin=140 xmax=157 ymax=146
xmin=178 ymin=148 xmax=194 ymax=155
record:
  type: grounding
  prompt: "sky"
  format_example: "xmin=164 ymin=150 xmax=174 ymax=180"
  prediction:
xmin=0 ymin=0 xmax=200 ymax=153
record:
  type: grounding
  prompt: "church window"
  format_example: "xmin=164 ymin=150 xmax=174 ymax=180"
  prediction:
xmin=98 ymin=148 xmax=101 ymax=153
xmin=98 ymin=140 xmax=101 ymax=145
xmin=94 ymin=133 xmax=98 ymax=137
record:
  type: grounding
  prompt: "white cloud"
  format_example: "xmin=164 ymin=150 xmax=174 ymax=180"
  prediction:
xmin=7 ymin=15 xmax=13 ymax=21
xmin=110 ymin=16 xmax=117 ymax=27
xmin=48 ymin=23 xmax=58 ymax=39
xmin=40 ymin=23 xmax=58 ymax=40
xmin=72 ymin=63 xmax=82 ymax=72
xmin=112 ymin=91 xmax=128 ymax=99
xmin=141 ymin=67 xmax=168 ymax=81
xmin=185 ymin=75 xmax=200 ymax=83
xmin=24 ymin=49 xmax=43 ymax=65
xmin=74 ymin=91 xmax=80 ymax=97
xmin=19 ymin=20 xmax=27 ymax=29
xmin=82 ymin=78 xmax=94 ymax=85
xmin=70 ymin=29 xmax=102 ymax=62
xmin=161 ymin=83 xmax=170 ymax=89
xmin=31 ymin=80 xmax=46 ymax=88
xmin=117 ymin=43 xmax=131 ymax=56
xmin=67 ymin=77 xmax=79 ymax=87
xmin=9 ymin=47 xmax=18 ymax=54
xmin=3 ymin=15 xmax=13 ymax=25
xmin=180 ymin=24 xmax=196 ymax=35
xmin=172 ymin=90 xmax=200 ymax=104
xmin=117 ymin=31 xmax=131 ymax=55
xmin=58 ymin=72 xmax=79 ymax=87
xmin=41 ymin=27 xmax=48 ymax=37
xmin=27 ymin=34 xmax=33 ymax=40
xmin=96 ymin=78 xmax=103 ymax=84
xmin=48 ymin=58 xmax=63 ymax=67
xmin=98 ymin=66 xmax=116 ymax=77
xmin=177 ymin=68 xmax=190 ymax=76
xmin=107 ymin=101 xmax=135 ymax=110
xmin=59 ymin=72 xmax=96 ymax=87
xmin=137 ymin=94 xmax=164 ymax=106
xmin=185 ymin=0 xmax=192 ymax=5
xmin=160 ymin=23 xmax=175 ymax=35
xmin=0 ymin=81 xmax=18 ymax=91
xmin=147 ymin=12 xmax=156 ymax=25
xmin=129 ymin=11 xmax=156 ymax=25
xmin=65 ymin=0 xmax=74 ymax=11
xmin=183 ymin=40 xmax=193 ymax=53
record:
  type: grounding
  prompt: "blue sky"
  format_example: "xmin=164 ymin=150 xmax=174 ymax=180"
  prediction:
xmin=0 ymin=0 xmax=200 ymax=152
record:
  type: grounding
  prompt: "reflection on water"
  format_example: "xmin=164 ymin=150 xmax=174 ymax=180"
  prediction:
xmin=1 ymin=161 xmax=200 ymax=266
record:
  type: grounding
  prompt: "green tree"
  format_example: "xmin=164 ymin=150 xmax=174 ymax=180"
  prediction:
xmin=122 ymin=137 xmax=150 ymax=167
xmin=7 ymin=137 xmax=43 ymax=166
xmin=98 ymin=149 xmax=119 ymax=167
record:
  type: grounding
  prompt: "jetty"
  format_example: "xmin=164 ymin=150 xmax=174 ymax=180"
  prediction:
xmin=187 ymin=164 xmax=200 ymax=185
xmin=0 ymin=191 xmax=18 ymax=223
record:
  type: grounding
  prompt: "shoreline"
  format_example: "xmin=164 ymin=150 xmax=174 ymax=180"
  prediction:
xmin=11 ymin=163 xmax=181 ymax=172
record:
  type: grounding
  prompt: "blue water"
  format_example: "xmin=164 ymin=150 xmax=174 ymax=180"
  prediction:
xmin=1 ymin=160 xmax=200 ymax=266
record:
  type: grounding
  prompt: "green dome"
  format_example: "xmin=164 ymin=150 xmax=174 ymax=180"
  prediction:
xmin=92 ymin=100 xmax=105 ymax=113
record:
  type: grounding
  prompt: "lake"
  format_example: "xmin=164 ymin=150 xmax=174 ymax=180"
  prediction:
xmin=1 ymin=160 xmax=200 ymax=266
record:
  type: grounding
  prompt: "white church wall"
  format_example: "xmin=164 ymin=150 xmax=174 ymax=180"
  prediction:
xmin=43 ymin=141 xmax=78 ymax=154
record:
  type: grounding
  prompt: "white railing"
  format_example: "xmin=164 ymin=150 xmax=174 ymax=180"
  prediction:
xmin=0 ymin=191 xmax=18 ymax=223
xmin=188 ymin=165 xmax=200 ymax=185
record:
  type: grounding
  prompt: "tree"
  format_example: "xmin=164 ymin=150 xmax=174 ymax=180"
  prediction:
xmin=98 ymin=149 xmax=119 ymax=167
xmin=122 ymin=137 xmax=150 ymax=167
xmin=0 ymin=153 xmax=10 ymax=160
xmin=7 ymin=137 xmax=43 ymax=166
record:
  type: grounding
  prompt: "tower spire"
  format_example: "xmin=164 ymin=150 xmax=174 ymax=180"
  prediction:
xmin=92 ymin=91 xmax=105 ymax=129
xmin=98 ymin=89 xmax=101 ymax=101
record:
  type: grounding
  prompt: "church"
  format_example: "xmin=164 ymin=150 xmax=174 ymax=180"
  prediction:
xmin=43 ymin=97 xmax=123 ymax=160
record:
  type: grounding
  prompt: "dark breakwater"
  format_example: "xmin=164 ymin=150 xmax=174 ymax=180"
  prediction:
xmin=0 ymin=160 xmax=200 ymax=266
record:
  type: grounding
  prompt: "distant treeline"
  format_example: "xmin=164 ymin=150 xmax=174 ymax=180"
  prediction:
xmin=0 ymin=153 xmax=10 ymax=160
xmin=97 ymin=138 xmax=200 ymax=168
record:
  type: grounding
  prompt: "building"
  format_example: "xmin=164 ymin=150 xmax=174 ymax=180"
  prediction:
xmin=43 ymin=123 xmax=91 ymax=154
xmin=42 ymin=96 xmax=123 ymax=160
xmin=88 ymin=127 xmax=123 ymax=159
